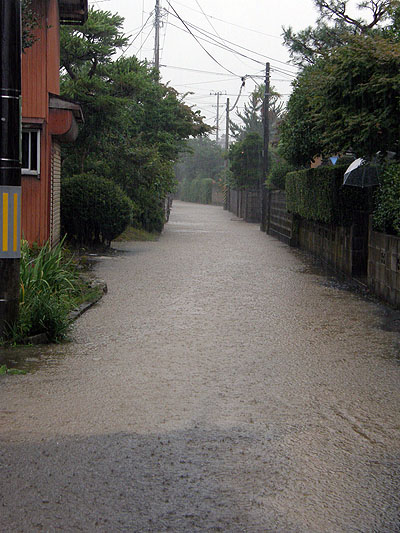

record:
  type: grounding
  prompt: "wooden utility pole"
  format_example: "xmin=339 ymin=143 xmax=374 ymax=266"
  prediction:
xmin=225 ymin=98 xmax=230 ymax=156
xmin=260 ymin=62 xmax=270 ymax=231
xmin=0 ymin=0 xmax=22 ymax=338
xmin=224 ymin=98 xmax=230 ymax=210
xmin=154 ymin=0 xmax=161 ymax=72
xmin=210 ymin=91 xmax=226 ymax=143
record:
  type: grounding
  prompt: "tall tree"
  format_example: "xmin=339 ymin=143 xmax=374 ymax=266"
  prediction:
xmin=60 ymin=8 xmax=210 ymax=231
xmin=229 ymin=133 xmax=263 ymax=189
xmin=230 ymin=85 xmax=283 ymax=141
xmin=283 ymin=0 xmax=398 ymax=66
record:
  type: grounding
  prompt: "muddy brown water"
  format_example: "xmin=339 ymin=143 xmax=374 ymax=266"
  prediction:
xmin=0 ymin=201 xmax=399 ymax=532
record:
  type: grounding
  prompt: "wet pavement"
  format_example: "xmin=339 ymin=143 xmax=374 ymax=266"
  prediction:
xmin=0 ymin=201 xmax=399 ymax=532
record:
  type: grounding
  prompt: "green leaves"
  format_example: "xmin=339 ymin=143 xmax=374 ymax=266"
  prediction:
xmin=61 ymin=174 xmax=134 ymax=246
xmin=229 ymin=133 xmax=263 ymax=189
xmin=60 ymin=8 xmax=210 ymax=233
xmin=373 ymin=163 xmax=400 ymax=235
xmin=280 ymin=32 xmax=400 ymax=164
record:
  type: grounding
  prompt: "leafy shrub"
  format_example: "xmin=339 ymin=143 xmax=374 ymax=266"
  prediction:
xmin=286 ymin=165 xmax=375 ymax=225
xmin=61 ymin=174 xmax=133 ymax=246
xmin=373 ymin=163 xmax=400 ymax=236
xmin=139 ymin=194 xmax=166 ymax=234
xmin=2 ymin=239 xmax=81 ymax=344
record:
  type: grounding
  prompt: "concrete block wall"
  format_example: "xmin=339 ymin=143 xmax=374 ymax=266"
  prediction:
xmin=368 ymin=228 xmax=400 ymax=308
xmin=243 ymin=190 xmax=261 ymax=222
xmin=298 ymin=219 xmax=353 ymax=276
xmin=266 ymin=190 xmax=295 ymax=246
xmin=227 ymin=189 xmax=261 ymax=222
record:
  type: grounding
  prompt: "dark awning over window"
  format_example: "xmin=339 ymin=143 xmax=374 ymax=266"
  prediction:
xmin=59 ymin=0 xmax=88 ymax=25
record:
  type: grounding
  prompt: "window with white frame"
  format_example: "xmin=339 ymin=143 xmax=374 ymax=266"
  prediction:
xmin=22 ymin=129 xmax=40 ymax=176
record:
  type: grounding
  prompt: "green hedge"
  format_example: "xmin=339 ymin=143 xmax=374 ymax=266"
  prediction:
xmin=267 ymin=160 xmax=296 ymax=190
xmin=373 ymin=163 xmax=400 ymax=236
xmin=179 ymin=178 xmax=213 ymax=204
xmin=61 ymin=174 xmax=134 ymax=246
xmin=286 ymin=165 xmax=375 ymax=225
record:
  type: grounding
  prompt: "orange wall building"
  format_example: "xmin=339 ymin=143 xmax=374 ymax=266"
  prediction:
xmin=21 ymin=0 xmax=87 ymax=245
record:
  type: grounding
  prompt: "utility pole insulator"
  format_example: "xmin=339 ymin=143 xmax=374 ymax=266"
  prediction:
xmin=0 ymin=0 xmax=22 ymax=337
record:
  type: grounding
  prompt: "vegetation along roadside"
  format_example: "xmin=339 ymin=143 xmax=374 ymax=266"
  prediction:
xmin=0 ymin=239 xmax=104 ymax=347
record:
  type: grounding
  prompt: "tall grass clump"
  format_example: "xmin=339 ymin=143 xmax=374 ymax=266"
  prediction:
xmin=3 ymin=238 xmax=81 ymax=344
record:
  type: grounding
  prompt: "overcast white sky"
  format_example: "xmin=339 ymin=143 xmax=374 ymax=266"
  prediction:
xmin=88 ymin=0 xmax=319 ymax=139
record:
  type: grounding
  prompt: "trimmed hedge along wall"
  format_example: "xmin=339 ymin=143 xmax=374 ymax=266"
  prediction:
xmin=286 ymin=165 xmax=374 ymax=226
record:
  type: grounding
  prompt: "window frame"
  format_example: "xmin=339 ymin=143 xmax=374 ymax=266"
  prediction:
xmin=22 ymin=129 xmax=41 ymax=177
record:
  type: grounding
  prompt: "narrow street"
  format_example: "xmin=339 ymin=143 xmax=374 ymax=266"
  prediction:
xmin=0 ymin=200 xmax=399 ymax=532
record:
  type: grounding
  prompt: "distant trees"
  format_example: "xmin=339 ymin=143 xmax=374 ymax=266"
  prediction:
xmin=228 ymin=133 xmax=263 ymax=190
xmin=175 ymin=137 xmax=224 ymax=183
xmin=60 ymin=8 xmax=210 ymax=233
xmin=175 ymin=137 xmax=224 ymax=203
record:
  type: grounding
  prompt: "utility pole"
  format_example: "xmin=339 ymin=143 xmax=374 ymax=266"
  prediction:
xmin=0 ymin=0 xmax=22 ymax=337
xmin=225 ymin=98 xmax=230 ymax=158
xmin=261 ymin=62 xmax=270 ymax=231
xmin=210 ymin=91 xmax=226 ymax=143
xmin=224 ymin=98 xmax=230 ymax=210
xmin=154 ymin=0 xmax=161 ymax=72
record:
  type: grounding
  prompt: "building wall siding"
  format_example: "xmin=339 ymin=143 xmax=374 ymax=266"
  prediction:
xmin=50 ymin=141 xmax=62 ymax=246
xmin=21 ymin=0 xmax=62 ymax=246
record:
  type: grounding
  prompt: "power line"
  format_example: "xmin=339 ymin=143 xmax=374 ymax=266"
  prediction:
xmin=135 ymin=26 xmax=154 ymax=57
xmin=194 ymin=0 xmax=221 ymax=39
xmin=166 ymin=11 xmax=297 ymax=71
xmin=165 ymin=1 xmax=240 ymax=77
xmin=119 ymin=12 xmax=154 ymax=58
xmin=170 ymin=0 xmax=281 ymax=40
xmin=161 ymin=64 xmax=239 ymax=76
xmin=173 ymin=76 xmax=239 ymax=86
xmin=166 ymin=19 xmax=265 ymax=66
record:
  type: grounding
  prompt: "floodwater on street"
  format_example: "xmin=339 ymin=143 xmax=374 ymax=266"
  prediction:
xmin=0 ymin=201 xmax=399 ymax=532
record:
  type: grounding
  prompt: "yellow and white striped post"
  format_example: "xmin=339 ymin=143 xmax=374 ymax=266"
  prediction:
xmin=0 ymin=186 xmax=21 ymax=258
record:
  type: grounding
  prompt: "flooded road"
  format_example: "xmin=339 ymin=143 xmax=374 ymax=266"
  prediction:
xmin=0 ymin=201 xmax=399 ymax=532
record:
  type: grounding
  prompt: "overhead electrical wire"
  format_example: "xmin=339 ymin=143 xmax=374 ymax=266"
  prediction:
xmin=171 ymin=0 xmax=280 ymax=39
xmin=165 ymin=0 xmax=240 ymax=77
xmin=166 ymin=19 xmax=265 ymax=66
xmin=119 ymin=12 xmax=154 ymax=57
xmin=194 ymin=0 xmax=222 ymax=40
xmin=166 ymin=10 xmax=298 ymax=71
xmin=161 ymin=64 xmax=238 ymax=76
xmin=173 ymin=76 xmax=239 ymax=86
xmin=135 ymin=26 xmax=154 ymax=57
xmin=193 ymin=0 xmax=250 ymax=70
